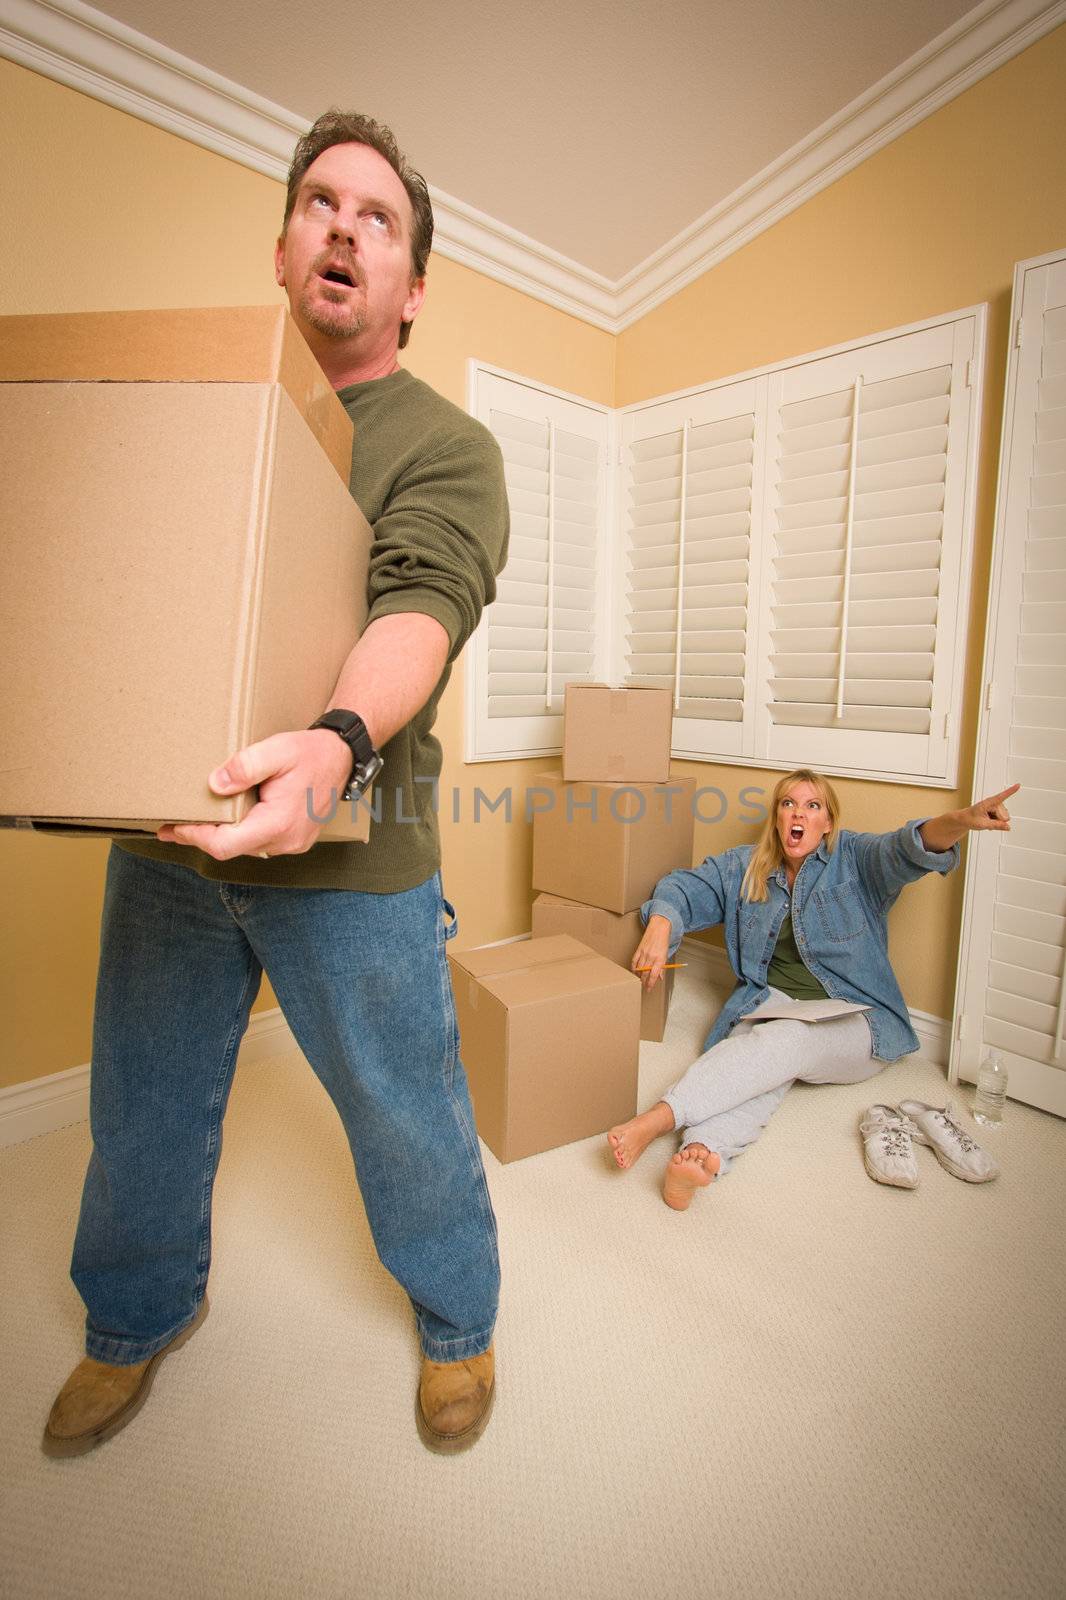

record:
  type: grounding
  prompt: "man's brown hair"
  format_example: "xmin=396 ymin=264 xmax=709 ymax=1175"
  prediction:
xmin=283 ymin=110 xmax=433 ymax=350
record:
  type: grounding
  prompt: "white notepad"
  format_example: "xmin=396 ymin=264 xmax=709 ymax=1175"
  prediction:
xmin=746 ymin=997 xmax=872 ymax=1023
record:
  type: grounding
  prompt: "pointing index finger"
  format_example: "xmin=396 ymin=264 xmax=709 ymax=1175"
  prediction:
xmin=983 ymin=783 xmax=1020 ymax=809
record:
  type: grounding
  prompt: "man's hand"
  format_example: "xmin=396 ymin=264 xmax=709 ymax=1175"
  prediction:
xmin=919 ymin=784 xmax=1020 ymax=854
xmin=157 ymin=730 xmax=352 ymax=861
xmin=156 ymin=613 xmax=450 ymax=862
xmin=631 ymin=915 xmax=673 ymax=991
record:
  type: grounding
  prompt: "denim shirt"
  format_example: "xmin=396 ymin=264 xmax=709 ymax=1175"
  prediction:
xmin=642 ymin=822 xmax=960 ymax=1062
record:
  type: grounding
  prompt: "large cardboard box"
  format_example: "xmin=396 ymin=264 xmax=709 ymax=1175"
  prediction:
xmin=531 ymin=893 xmax=674 ymax=1042
xmin=0 ymin=306 xmax=353 ymax=478
xmin=0 ymin=307 xmax=371 ymax=842
xmin=562 ymin=684 xmax=673 ymax=783
xmin=449 ymin=934 xmax=641 ymax=1162
xmin=531 ymin=774 xmax=696 ymax=914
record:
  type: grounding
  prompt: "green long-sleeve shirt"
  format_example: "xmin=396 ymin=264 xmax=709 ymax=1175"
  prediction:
xmin=120 ymin=367 xmax=509 ymax=892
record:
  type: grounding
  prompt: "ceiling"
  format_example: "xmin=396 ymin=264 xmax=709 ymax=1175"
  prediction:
xmin=70 ymin=0 xmax=984 ymax=281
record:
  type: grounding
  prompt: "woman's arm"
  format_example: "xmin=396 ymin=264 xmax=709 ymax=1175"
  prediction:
xmin=847 ymin=784 xmax=1020 ymax=908
xmin=631 ymin=852 xmax=737 ymax=990
xmin=918 ymin=784 xmax=1020 ymax=853
xmin=631 ymin=916 xmax=673 ymax=991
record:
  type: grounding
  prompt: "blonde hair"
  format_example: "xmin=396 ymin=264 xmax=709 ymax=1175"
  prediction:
xmin=740 ymin=769 xmax=841 ymax=903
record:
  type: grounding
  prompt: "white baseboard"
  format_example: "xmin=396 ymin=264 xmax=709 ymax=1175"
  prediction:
xmin=680 ymin=936 xmax=949 ymax=1067
xmin=1 ymin=934 xmax=950 ymax=1148
xmin=0 ymin=1063 xmax=93 ymax=1149
xmin=908 ymin=1010 xmax=950 ymax=1069
xmin=0 ymin=933 xmax=529 ymax=1149
xmin=0 ymin=1006 xmax=298 ymax=1150
xmin=454 ymin=930 xmax=531 ymax=951
xmin=234 ymin=1007 xmax=298 ymax=1065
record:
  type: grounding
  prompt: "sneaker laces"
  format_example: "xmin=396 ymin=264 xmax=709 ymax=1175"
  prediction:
xmin=933 ymin=1107 xmax=979 ymax=1154
xmin=860 ymin=1111 xmax=916 ymax=1156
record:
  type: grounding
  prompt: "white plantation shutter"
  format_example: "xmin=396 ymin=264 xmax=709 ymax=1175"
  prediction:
xmin=621 ymin=379 xmax=762 ymax=758
xmin=488 ymin=409 xmax=598 ymax=716
xmin=467 ymin=368 xmax=609 ymax=761
xmin=757 ymin=318 xmax=981 ymax=780
xmin=952 ymin=251 xmax=1066 ymax=1116
xmin=468 ymin=312 xmax=983 ymax=778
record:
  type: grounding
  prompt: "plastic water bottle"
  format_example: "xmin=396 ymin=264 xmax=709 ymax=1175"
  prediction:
xmin=973 ymin=1049 xmax=1008 ymax=1127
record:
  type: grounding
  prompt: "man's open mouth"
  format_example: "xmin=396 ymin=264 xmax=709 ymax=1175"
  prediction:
xmin=321 ymin=267 xmax=355 ymax=286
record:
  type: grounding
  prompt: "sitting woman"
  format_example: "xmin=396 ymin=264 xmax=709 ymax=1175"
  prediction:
xmin=607 ymin=768 xmax=1016 ymax=1210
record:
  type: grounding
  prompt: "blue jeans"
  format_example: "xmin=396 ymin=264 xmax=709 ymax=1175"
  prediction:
xmin=71 ymin=848 xmax=499 ymax=1365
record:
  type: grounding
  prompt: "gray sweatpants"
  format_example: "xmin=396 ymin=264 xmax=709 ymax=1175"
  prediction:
xmin=663 ymin=992 xmax=881 ymax=1174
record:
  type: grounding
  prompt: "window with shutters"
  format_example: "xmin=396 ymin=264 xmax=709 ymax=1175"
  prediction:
xmin=466 ymin=308 xmax=985 ymax=784
xmin=466 ymin=365 xmax=611 ymax=761
xmin=618 ymin=306 xmax=985 ymax=784
xmin=754 ymin=316 xmax=981 ymax=781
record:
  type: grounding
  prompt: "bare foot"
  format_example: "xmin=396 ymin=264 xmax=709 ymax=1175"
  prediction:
xmin=662 ymin=1143 xmax=721 ymax=1210
xmin=607 ymin=1102 xmax=674 ymax=1170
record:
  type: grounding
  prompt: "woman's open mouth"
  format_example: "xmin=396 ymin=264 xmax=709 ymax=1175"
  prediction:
xmin=789 ymin=825 xmax=804 ymax=845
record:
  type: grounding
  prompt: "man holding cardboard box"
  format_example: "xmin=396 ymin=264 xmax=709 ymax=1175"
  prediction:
xmin=44 ymin=113 xmax=506 ymax=1457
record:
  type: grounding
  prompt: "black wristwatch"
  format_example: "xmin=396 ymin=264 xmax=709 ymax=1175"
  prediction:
xmin=309 ymin=709 xmax=384 ymax=802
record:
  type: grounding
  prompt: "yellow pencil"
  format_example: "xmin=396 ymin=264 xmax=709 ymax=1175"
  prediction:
xmin=635 ymin=962 xmax=687 ymax=971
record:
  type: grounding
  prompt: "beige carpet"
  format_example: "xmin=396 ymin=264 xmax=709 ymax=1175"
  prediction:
xmin=2 ymin=969 xmax=1064 ymax=1600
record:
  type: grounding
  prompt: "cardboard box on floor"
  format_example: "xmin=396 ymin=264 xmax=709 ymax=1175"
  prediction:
xmin=449 ymin=934 xmax=641 ymax=1163
xmin=531 ymin=774 xmax=696 ymax=914
xmin=531 ymin=893 xmax=675 ymax=1042
xmin=0 ymin=306 xmax=372 ymax=843
xmin=562 ymin=684 xmax=673 ymax=783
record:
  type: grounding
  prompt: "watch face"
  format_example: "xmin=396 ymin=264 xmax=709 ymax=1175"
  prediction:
xmin=344 ymin=750 xmax=384 ymax=801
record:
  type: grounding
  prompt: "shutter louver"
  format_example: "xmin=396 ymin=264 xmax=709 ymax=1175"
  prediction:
xmin=760 ymin=316 xmax=978 ymax=780
xmin=467 ymin=369 xmax=608 ymax=763
xmin=488 ymin=408 xmax=599 ymax=719
xmin=983 ymin=273 xmax=1066 ymax=1078
xmin=951 ymin=251 xmax=1066 ymax=1116
xmin=622 ymin=384 xmax=759 ymax=756
xmin=770 ymin=366 xmax=948 ymax=735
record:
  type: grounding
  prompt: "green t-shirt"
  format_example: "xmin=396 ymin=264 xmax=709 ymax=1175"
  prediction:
xmin=119 ymin=367 xmax=509 ymax=892
xmin=765 ymin=914 xmax=829 ymax=1001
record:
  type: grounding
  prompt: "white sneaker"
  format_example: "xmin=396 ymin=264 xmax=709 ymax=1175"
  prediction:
xmin=897 ymin=1099 xmax=999 ymax=1184
xmin=859 ymin=1105 xmax=920 ymax=1189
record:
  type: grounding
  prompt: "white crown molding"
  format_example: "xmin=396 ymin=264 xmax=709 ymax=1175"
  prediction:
xmin=0 ymin=0 xmax=1062 ymax=333
xmin=0 ymin=0 xmax=619 ymax=328
xmin=0 ymin=0 xmax=306 ymax=176
xmin=428 ymin=191 xmax=618 ymax=331
xmin=613 ymin=0 xmax=1066 ymax=328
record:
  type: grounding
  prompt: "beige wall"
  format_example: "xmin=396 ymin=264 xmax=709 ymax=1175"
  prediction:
xmin=615 ymin=24 xmax=1066 ymax=1019
xmin=2 ymin=25 xmax=1064 ymax=1089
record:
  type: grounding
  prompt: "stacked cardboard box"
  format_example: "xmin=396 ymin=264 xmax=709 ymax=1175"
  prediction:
xmin=0 ymin=306 xmax=371 ymax=842
xmin=530 ymin=893 xmax=676 ymax=1041
xmin=449 ymin=935 xmax=641 ymax=1163
xmin=532 ymin=685 xmax=694 ymax=1041
xmin=561 ymin=682 xmax=672 ymax=783
xmin=451 ymin=684 xmax=694 ymax=1163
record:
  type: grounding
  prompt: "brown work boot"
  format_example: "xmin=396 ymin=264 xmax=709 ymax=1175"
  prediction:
xmin=416 ymin=1346 xmax=495 ymax=1454
xmin=42 ymin=1298 xmax=208 ymax=1458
